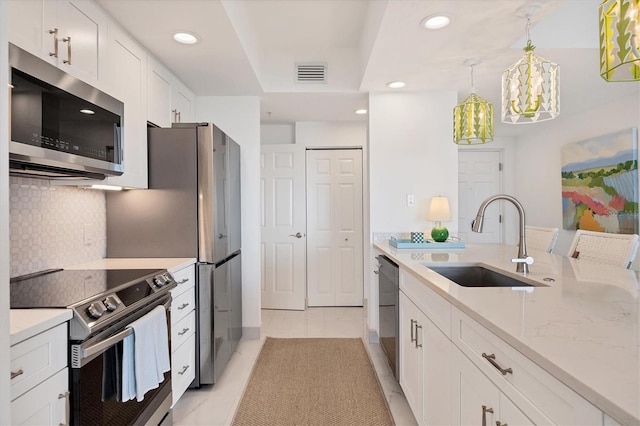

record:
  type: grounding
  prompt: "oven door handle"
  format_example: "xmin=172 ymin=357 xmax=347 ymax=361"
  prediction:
xmin=77 ymin=327 xmax=133 ymax=362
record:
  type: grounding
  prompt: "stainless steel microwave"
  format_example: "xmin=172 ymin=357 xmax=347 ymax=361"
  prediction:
xmin=9 ymin=43 xmax=124 ymax=180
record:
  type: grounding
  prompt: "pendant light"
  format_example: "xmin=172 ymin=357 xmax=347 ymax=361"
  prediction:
xmin=502 ymin=9 xmax=560 ymax=124
xmin=453 ymin=59 xmax=494 ymax=145
xmin=599 ymin=0 xmax=640 ymax=81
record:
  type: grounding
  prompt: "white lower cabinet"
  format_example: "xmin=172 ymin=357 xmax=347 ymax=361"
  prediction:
xmin=399 ymin=291 xmax=451 ymax=426
xmin=10 ymin=323 xmax=69 ymax=425
xmin=398 ymin=265 xmax=606 ymax=426
xmin=170 ymin=264 xmax=196 ymax=407
xmin=452 ymin=346 xmax=533 ymax=426
xmin=11 ymin=368 xmax=69 ymax=426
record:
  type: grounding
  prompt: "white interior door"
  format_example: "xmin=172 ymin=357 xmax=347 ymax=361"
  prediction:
xmin=260 ymin=145 xmax=306 ymax=310
xmin=458 ymin=150 xmax=502 ymax=243
xmin=306 ymin=149 xmax=363 ymax=307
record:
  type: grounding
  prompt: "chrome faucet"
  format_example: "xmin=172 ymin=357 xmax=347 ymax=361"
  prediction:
xmin=471 ymin=194 xmax=533 ymax=274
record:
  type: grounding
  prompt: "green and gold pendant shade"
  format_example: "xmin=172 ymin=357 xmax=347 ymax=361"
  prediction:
xmin=600 ymin=0 xmax=640 ymax=81
xmin=454 ymin=61 xmax=494 ymax=145
xmin=502 ymin=16 xmax=560 ymax=124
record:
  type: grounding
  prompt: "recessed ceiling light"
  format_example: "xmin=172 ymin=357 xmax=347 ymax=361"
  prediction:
xmin=173 ymin=32 xmax=200 ymax=45
xmin=80 ymin=109 xmax=95 ymax=115
xmin=354 ymin=109 xmax=368 ymax=115
xmin=421 ymin=14 xmax=452 ymax=30
xmin=386 ymin=81 xmax=406 ymax=89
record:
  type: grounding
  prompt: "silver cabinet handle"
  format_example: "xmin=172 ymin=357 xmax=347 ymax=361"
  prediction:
xmin=62 ymin=36 xmax=71 ymax=65
xmin=177 ymin=303 xmax=190 ymax=310
xmin=11 ymin=369 xmax=23 ymax=379
xmin=415 ymin=324 xmax=422 ymax=348
xmin=178 ymin=365 xmax=189 ymax=375
xmin=178 ymin=327 xmax=190 ymax=336
xmin=482 ymin=406 xmax=494 ymax=426
xmin=410 ymin=319 xmax=416 ymax=343
xmin=49 ymin=28 xmax=58 ymax=57
xmin=496 ymin=422 xmax=508 ymax=426
xmin=59 ymin=391 xmax=70 ymax=426
xmin=482 ymin=353 xmax=513 ymax=375
xmin=177 ymin=111 xmax=181 ymax=122
xmin=177 ymin=278 xmax=189 ymax=284
xmin=289 ymin=232 xmax=303 ymax=238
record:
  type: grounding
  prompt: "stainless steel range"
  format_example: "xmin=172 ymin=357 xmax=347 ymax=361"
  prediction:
xmin=10 ymin=268 xmax=177 ymax=426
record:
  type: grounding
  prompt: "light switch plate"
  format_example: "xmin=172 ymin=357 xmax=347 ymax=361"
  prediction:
xmin=407 ymin=194 xmax=415 ymax=207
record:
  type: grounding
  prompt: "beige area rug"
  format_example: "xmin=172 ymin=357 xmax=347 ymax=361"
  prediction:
xmin=232 ymin=337 xmax=394 ymax=426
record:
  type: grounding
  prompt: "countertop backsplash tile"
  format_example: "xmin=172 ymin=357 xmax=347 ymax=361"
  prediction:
xmin=9 ymin=177 xmax=106 ymax=277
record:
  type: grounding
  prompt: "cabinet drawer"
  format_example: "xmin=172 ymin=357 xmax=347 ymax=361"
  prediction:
xmin=452 ymin=307 xmax=601 ymax=425
xmin=172 ymin=333 xmax=196 ymax=407
xmin=171 ymin=286 xmax=195 ymax=324
xmin=11 ymin=367 xmax=68 ymax=426
xmin=171 ymin=311 xmax=195 ymax=353
xmin=170 ymin=265 xmax=195 ymax=298
xmin=400 ymin=268 xmax=451 ymax=337
xmin=10 ymin=323 xmax=67 ymax=401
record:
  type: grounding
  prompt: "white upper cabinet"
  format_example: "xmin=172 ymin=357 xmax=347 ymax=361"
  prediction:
xmin=8 ymin=0 xmax=108 ymax=88
xmin=171 ymin=79 xmax=195 ymax=124
xmin=147 ymin=57 xmax=173 ymax=128
xmin=102 ymin=25 xmax=148 ymax=189
xmin=148 ymin=57 xmax=196 ymax=128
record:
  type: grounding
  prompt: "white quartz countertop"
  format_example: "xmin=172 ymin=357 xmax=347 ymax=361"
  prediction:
xmin=66 ymin=257 xmax=196 ymax=273
xmin=10 ymin=309 xmax=72 ymax=346
xmin=374 ymin=241 xmax=640 ymax=425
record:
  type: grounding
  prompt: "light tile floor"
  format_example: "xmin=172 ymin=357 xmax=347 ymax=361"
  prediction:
xmin=173 ymin=307 xmax=418 ymax=426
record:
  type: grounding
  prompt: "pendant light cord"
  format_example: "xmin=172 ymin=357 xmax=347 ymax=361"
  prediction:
xmin=470 ymin=64 xmax=475 ymax=94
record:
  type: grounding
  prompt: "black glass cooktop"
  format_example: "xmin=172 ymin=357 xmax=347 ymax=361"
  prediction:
xmin=10 ymin=268 xmax=162 ymax=308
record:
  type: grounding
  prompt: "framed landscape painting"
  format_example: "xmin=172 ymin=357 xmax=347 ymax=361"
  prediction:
xmin=561 ymin=128 xmax=638 ymax=234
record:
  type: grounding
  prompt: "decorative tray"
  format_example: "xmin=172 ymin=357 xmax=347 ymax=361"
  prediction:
xmin=389 ymin=237 xmax=465 ymax=249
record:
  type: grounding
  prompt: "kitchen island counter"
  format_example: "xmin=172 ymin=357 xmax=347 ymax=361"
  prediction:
xmin=374 ymin=241 xmax=639 ymax=425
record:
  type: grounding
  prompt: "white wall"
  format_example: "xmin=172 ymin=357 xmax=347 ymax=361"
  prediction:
xmin=295 ymin=121 xmax=367 ymax=147
xmin=513 ymin=92 xmax=640 ymax=266
xmin=368 ymin=90 xmax=458 ymax=334
xmin=261 ymin=123 xmax=295 ymax=145
xmin=1 ymin=1 xmax=11 ymax=421
xmin=369 ymin=91 xmax=458 ymax=234
xmin=196 ymin=96 xmax=262 ymax=331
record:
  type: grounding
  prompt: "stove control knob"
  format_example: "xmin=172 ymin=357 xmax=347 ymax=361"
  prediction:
xmin=87 ymin=301 xmax=106 ymax=319
xmin=103 ymin=295 xmax=119 ymax=311
xmin=153 ymin=275 xmax=166 ymax=287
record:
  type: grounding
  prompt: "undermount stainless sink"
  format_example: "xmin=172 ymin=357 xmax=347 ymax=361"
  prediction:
xmin=426 ymin=265 xmax=545 ymax=288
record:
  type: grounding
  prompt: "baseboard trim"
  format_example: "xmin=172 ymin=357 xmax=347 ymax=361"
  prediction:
xmin=243 ymin=327 xmax=260 ymax=340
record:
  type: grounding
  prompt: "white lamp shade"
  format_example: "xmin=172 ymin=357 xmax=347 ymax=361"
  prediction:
xmin=428 ymin=196 xmax=451 ymax=221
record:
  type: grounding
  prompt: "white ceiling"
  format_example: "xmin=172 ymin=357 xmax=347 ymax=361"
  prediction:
xmin=96 ymin=0 xmax=638 ymax=136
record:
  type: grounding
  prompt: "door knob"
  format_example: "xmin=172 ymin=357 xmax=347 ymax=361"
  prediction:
xmin=289 ymin=232 xmax=303 ymax=239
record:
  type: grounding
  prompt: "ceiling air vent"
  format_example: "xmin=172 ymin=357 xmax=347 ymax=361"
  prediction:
xmin=296 ymin=63 xmax=327 ymax=83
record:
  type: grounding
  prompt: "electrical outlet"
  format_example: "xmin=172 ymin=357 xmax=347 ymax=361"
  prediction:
xmin=83 ymin=223 xmax=94 ymax=247
xmin=407 ymin=194 xmax=415 ymax=207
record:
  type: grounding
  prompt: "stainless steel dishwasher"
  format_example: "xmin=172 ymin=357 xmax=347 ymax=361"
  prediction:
xmin=377 ymin=255 xmax=399 ymax=380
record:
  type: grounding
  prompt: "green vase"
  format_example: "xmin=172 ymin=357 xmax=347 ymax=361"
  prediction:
xmin=431 ymin=226 xmax=449 ymax=242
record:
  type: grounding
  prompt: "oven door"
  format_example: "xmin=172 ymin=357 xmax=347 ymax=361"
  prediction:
xmin=70 ymin=294 xmax=172 ymax=426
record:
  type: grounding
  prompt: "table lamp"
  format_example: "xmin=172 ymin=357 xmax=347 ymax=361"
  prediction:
xmin=428 ymin=196 xmax=451 ymax=242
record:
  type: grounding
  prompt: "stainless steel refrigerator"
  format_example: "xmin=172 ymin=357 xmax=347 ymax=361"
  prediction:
xmin=106 ymin=122 xmax=242 ymax=386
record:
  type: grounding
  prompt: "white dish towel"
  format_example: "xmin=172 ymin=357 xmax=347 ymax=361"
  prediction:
xmin=121 ymin=305 xmax=170 ymax=402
